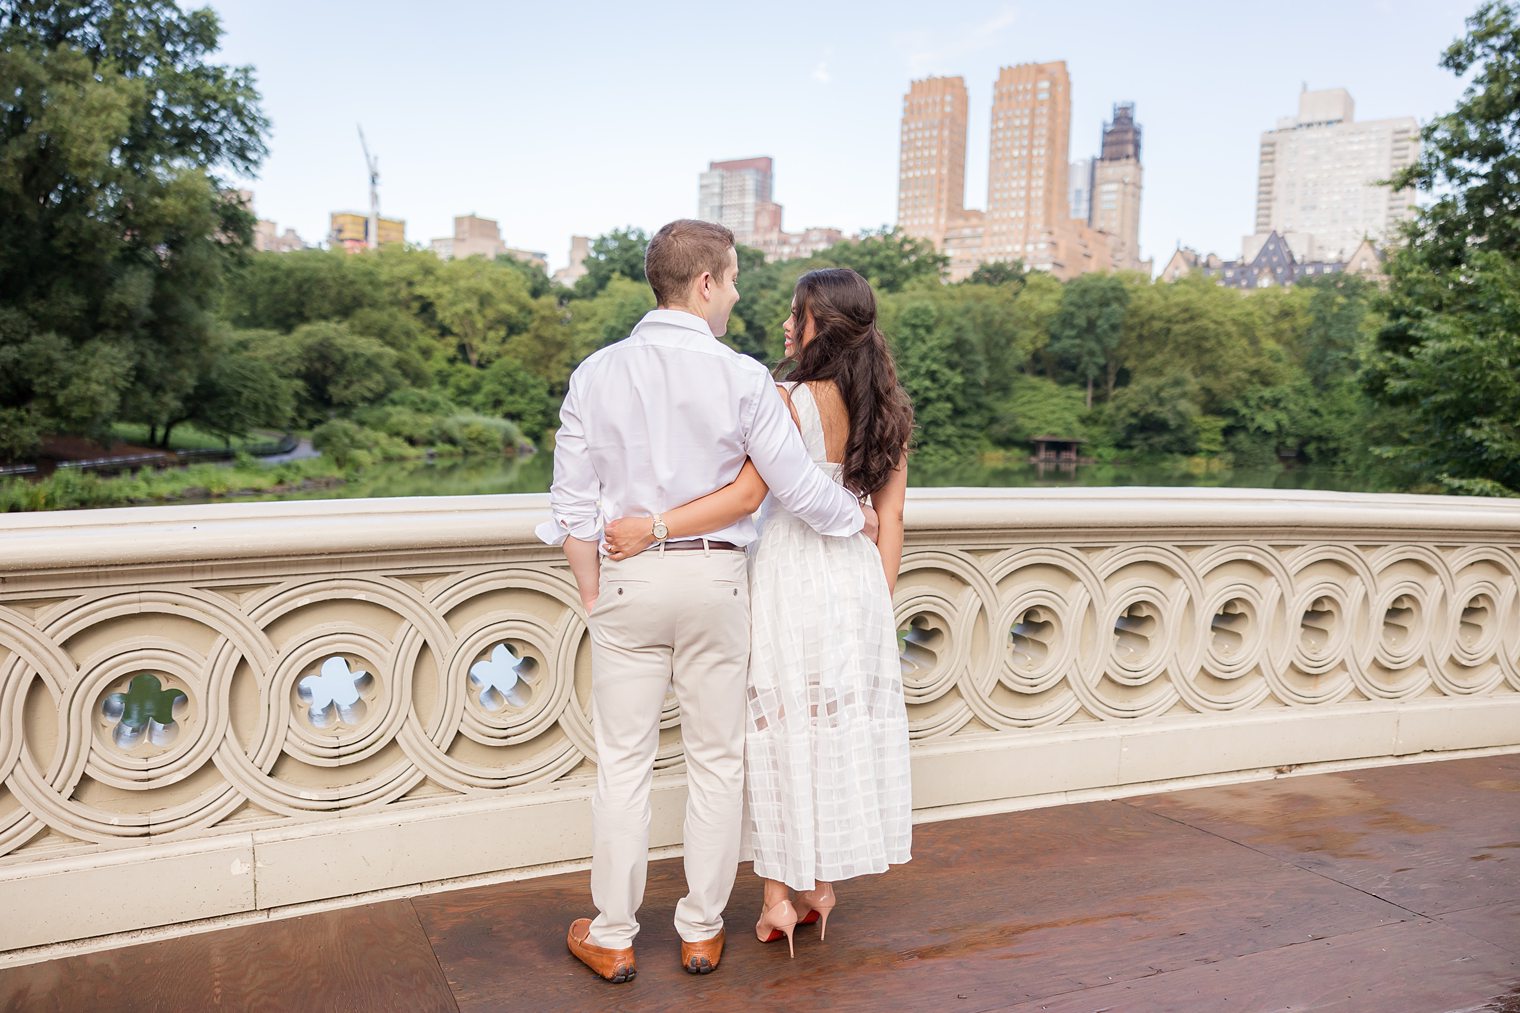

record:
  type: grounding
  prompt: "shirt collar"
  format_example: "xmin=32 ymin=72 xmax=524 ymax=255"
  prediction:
xmin=634 ymin=309 xmax=720 ymax=344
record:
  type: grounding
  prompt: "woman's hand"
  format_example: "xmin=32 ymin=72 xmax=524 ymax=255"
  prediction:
xmin=603 ymin=516 xmax=658 ymax=560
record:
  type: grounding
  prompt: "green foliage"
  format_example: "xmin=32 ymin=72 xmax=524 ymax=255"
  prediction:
xmin=470 ymin=358 xmax=555 ymax=440
xmin=1366 ymin=1 xmax=1520 ymax=496
xmin=310 ymin=419 xmax=413 ymax=469
xmin=421 ymin=256 xmax=537 ymax=367
xmin=222 ymin=249 xmax=388 ymax=332
xmin=572 ymin=227 xmax=649 ymax=298
xmin=185 ymin=332 xmax=295 ymax=444
xmin=1387 ymin=1 xmax=1520 ymax=268
xmin=495 ymin=254 xmax=558 ymax=299
xmin=259 ymin=321 xmax=403 ymax=425
xmin=16 ymin=458 xmax=338 ymax=510
xmin=569 ymin=275 xmax=655 ymax=360
xmin=813 ymin=228 xmax=947 ymax=293
xmin=0 ymin=0 xmax=267 ymax=443
xmin=886 ymin=298 xmax=987 ymax=462
xmin=429 ymin=413 xmax=526 ymax=456
xmin=1296 ymin=274 xmax=1380 ymax=388
xmin=987 ymin=375 xmax=1088 ymax=448
xmin=1102 ymin=373 xmax=1202 ymax=456
xmin=1374 ymin=252 xmax=1520 ymax=492
xmin=1048 ymin=274 xmax=1129 ymax=406
xmin=728 ymin=247 xmax=797 ymax=360
xmin=961 ymin=260 xmax=1028 ymax=290
xmin=0 ymin=406 xmax=43 ymax=461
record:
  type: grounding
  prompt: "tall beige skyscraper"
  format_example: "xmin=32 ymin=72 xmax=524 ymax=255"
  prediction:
xmin=1089 ymin=103 xmax=1145 ymax=272
xmin=895 ymin=61 xmax=1113 ymax=281
xmin=696 ymin=156 xmax=844 ymax=262
xmin=698 ymin=157 xmax=775 ymax=245
xmin=896 ymin=76 xmax=968 ymax=248
xmin=1250 ymin=88 xmax=1418 ymax=261
xmin=983 ymin=62 xmax=1072 ymax=268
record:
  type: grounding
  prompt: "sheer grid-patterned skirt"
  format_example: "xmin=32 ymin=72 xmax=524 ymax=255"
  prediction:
xmin=743 ymin=507 xmax=912 ymax=892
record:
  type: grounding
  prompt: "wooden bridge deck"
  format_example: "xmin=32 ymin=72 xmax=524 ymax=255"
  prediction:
xmin=2 ymin=753 xmax=1517 ymax=1012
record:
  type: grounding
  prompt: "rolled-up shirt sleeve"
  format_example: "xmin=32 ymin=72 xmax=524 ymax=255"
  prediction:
xmin=535 ymin=371 xmax=602 ymax=545
xmin=744 ymin=376 xmax=864 ymax=537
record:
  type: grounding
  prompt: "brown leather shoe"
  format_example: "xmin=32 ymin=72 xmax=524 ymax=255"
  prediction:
xmin=680 ymin=927 xmax=725 ymax=974
xmin=566 ymin=918 xmax=636 ymax=983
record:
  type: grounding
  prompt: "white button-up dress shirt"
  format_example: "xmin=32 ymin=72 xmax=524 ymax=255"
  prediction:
xmin=535 ymin=309 xmax=864 ymax=549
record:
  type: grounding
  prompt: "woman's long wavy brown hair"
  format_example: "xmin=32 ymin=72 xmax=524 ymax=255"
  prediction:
xmin=777 ymin=268 xmax=914 ymax=497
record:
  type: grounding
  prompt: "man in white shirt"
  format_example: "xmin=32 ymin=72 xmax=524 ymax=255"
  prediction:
xmin=538 ymin=219 xmax=870 ymax=983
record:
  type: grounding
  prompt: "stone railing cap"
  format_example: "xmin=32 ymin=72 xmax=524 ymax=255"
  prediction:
xmin=2 ymin=488 xmax=1518 ymax=572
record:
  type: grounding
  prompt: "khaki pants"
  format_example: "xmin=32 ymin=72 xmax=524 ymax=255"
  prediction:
xmin=586 ymin=548 xmax=750 ymax=948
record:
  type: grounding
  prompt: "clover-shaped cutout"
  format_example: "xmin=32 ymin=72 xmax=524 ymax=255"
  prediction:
xmin=469 ymin=643 xmax=534 ymax=712
xmin=898 ymin=617 xmax=942 ymax=677
xmin=1010 ymin=607 xmax=1054 ymax=669
xmin=102 ymin=673 xmax=188 ymax=750
xmin=296 ymin=656 xmax=373 ymax=729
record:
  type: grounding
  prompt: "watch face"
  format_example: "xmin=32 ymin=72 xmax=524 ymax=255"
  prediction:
xmin=652 ymin=522 xmax=668 ymax=540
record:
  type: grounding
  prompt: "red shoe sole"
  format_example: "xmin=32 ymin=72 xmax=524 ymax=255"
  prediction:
xmin=798 ymin=911 xmax=820 ymax=926
xmin=761 ymin=929 xmax=785 ymax=943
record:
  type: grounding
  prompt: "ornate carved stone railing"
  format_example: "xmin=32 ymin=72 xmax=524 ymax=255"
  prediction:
xmin=1 ymin=489 xmax=1517 ymax=958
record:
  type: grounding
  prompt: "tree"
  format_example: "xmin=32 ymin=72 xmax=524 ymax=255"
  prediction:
xmin=471 ymin=357 xmax=555 ymax=440
xmin=815 ymin=228 xmax=947 ymax=293
xmin=259 ymin=322 xmax=403 ymax=425
xmin=572 ymin=227 xmax=649 ymax=298
xmin=727 ymin=246 xmax=795 ymax=361
xmin=962 ymin=260 xmax=1028 ymax=290
xmin=885 ymin=298 xmax=987 ymax=461
xmin=1296 ymin=274 xmax=1379 ymax=389
xmin=222 ymin=249 xmax=381 ymax=333
xmin=421 ymin=256 xmax=536 ymax=367
xmin=1012 ymin=272 xmax=1064 ymax=378
xmin=986 ymin=374 xmax=1087 ymax=448
xmin=1366 ymin=1 xmax=1520 ymax=494
xmin=568 ymin=276 xmax=655 ymax=363
xmin=1048 ymin=274 xmax=1129 ymax=408
xmin=0 ymin=1 xmax=268 ymax=451
xmin=495 ymin=253 xmax=557 ymax=299
xmin=1123 ymin=276 xmax=1288 ymax=418
xmin=171 ymin=330 xmax=294 ymax=446
xmin=1103 ymin=372 xmax=1202 ymax=456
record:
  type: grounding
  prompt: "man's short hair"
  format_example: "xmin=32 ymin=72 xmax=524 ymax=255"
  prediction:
xmin=644 ymin=219 xmax=735 ymax=306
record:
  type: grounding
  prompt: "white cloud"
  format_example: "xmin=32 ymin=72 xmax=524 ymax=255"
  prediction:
xmin=901 ymin=4 xmax=1019 ymax=76
xmin=812 ymin=60 xmax=832 ymax=85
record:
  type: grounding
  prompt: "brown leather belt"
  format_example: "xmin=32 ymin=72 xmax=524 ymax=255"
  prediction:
xmin=660 ymin=540 xmax=743 ymax=552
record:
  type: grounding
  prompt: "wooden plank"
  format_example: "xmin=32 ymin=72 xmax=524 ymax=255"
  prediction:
xmin=999 ymin=918 xmax=1520 ymax=1013
xmin=4 ymin=755 xmax=1516 ymax=1012
xmin=415 ymin=799 xmax=1408 ymax=1010
xmin=1128 ymin=752 xmax=1520 ymax=916
xmin=1438 ymin=899 xmax=1520 ymax=956
xmin=0 ymin=900 xmax=456 ymax=1013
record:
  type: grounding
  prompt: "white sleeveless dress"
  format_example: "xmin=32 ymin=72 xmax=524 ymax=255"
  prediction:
xmin=743 ymin=381 xmax=912 ymax=891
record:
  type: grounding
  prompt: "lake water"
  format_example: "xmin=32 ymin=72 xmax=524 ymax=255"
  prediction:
xmin=222 ymin=451 xmax=1387 ymax=504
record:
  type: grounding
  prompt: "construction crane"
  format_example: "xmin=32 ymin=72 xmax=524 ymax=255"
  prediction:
xmin=357 ymin=125 xmax=380 ymax=250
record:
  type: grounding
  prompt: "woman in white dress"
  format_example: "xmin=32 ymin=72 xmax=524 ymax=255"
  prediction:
xmin=604 ymin=267 xmax=913 ymax=956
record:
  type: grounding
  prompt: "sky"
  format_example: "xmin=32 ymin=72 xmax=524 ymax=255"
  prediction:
xmin=207 ymin=0 xmax=1477 ymax=274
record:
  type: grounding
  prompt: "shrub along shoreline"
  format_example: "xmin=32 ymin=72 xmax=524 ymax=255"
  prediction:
xmin=2 ymin=405 xmax=533 ymax=512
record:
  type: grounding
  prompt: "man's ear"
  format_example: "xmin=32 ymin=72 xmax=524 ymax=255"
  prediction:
xmin=696 ymin=272 xmax=713 ymax=302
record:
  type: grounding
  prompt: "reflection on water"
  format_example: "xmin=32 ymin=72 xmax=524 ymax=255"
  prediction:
xmin=211 ymin=449 xmax=1388 ymax=505
xmin=221 ymin=453 xmax=556 ymax=503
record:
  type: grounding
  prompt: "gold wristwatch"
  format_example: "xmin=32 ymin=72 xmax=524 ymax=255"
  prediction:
xmin=651 ymin=513 xmax=669 ymax=542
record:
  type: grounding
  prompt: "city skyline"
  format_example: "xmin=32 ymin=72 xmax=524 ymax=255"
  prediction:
xmin=207 ymin=1 xmax=1470 ymax=273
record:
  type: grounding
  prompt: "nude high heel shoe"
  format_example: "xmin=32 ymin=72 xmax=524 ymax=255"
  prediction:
xmin=795 ymin=884 xmax=837 ymax=940
xmin=755 ymin=898 xmax=799 ymax=958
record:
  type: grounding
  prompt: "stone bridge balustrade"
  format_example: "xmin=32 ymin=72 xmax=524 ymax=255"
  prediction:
xmin=0 ymin=488 xmax=1516 ymax=959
